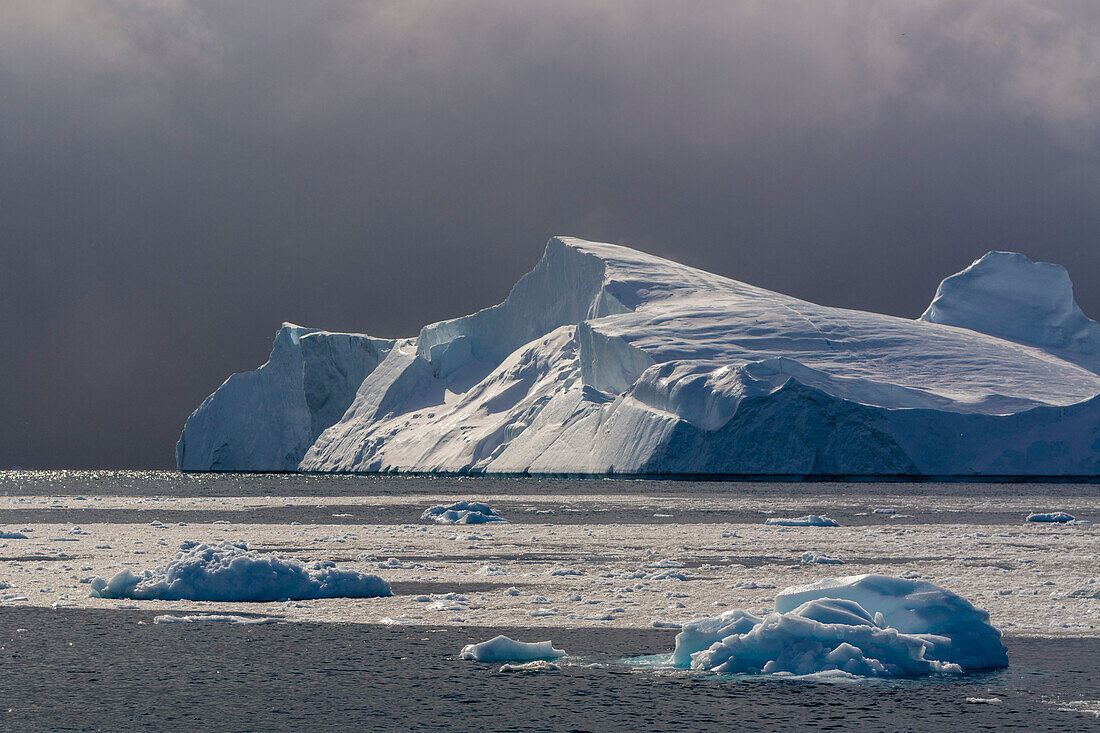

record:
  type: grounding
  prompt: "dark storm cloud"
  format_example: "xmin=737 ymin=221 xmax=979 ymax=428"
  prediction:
xmin=2 ymin=1 xmax=1099 ymax=467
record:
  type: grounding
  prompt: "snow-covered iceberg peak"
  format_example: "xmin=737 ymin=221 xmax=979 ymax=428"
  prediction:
xmin=921 ymin=251 xmax=1100 ymax=372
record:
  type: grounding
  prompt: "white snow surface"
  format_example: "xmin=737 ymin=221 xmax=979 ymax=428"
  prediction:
xmin=673 ymin=574 xmax=1008 ymax=677
xmin=459 ymin=635 xmax=566 ymax=662
xmin=421 ymin=501 xmax=506 ymax=525
xmin=89 ymin=541 xmax=391 ymax=601
xmin=179 ymin=238 xmax=1100 ymax=475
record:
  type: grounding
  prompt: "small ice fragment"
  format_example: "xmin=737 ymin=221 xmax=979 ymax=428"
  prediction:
xmin=801 ymin=551 xmax=844 ymax=565
xmin=498 ymin=660 xmax=560 ymax=673
xmin=764 ymin=515 xmax=840 ymax=527
xmin=153 ymin=615 xmax=277 ymax=624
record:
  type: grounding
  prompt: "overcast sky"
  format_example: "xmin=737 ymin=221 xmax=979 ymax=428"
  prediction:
xmin=2 ymin=1 xmax=1099 ymax=468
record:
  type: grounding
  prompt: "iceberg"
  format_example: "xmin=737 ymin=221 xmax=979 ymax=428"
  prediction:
xmin=671 ymin=574 xmax=1008 ymax=677
xmin=89 ymin=541 xmax=391 ymax=601
xmin=179 ymin=238 xmax=1100 ymax=476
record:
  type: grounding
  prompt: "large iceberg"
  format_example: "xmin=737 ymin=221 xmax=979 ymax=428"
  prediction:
xmin=179 ymin=238 xmax=1100 ymax=476
xmin=671 ymin=574 xmax=1008 ymax=677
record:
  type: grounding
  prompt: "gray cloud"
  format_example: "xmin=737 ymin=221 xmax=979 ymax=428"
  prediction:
xmin=2 ymin=0 xmax=1099 ymax=467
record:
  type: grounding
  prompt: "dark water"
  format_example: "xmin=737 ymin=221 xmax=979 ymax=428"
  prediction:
xmin=0 ymin=609 xmax=1097 ymax=732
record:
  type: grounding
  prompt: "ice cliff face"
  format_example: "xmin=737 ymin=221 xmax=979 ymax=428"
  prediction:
xmin=179 ymin=238 xmax=1100 ymax=476
xmin=176 ymin=325 xmax=392 ymax=471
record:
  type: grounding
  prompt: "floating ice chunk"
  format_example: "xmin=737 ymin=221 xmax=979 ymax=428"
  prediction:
xmin=498 ymin=660 xmax=561 ymax=673
xmin=547 ymin=567 xmax=583 ymax=576
xmin=653 ymin=619 xmax=683 ymax=629
xmin=422 ymin=501 xmax=506 ymax=525
xmin=764 ymin=515 xmax=840 ymax=527
xmin=89 ymin=541 xmax=391 ymax=601
xmin=0 ymin=530 xmax=28 ymax=539
xmin=801 ymin=551 xmax=844 ymax=565
xmin=672 ymin=574 xmax=1007 ymax=677
xmin=153 ymin=615 xmax=278 ymax=624
xmin=459 ymin=635 xmax=566 ymax=662
xmin=873 ymin=508 xmax=898 ymax=515
xmin=475 ymin=565 xmax=507 ymax=576
xmin=1026 ymin=512 xmax=1075 ymax=523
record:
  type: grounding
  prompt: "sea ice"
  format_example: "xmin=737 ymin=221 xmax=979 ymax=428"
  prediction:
xmin=421 ymin=501 xmax=506 ymax=525
xmin=671 ymin=574 xmax=1007 ymax=677
xmin=459 ymin=635 xmax=567 ymax=662
xmin=0 ymin=530 xmax=28 ymax=539
xmin=1027 ymin=512 xmax=1075 ymax=523
xmin=765 ymin=516 xmax=840 ymax=527
xmin=89 ymin=541 xmax=391 ymax=601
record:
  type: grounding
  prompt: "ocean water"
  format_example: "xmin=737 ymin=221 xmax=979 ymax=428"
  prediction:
xmin=1 ymin=609 xmax=1098 ymax=732
xmin=0 ymin=471 xmax=1097 ymax=731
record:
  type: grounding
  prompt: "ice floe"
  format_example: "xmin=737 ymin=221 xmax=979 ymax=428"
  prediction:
xmin=421 ymin=501 xmax=506 ymax=524
xmin=459 ymin=635 xmax=567 ymax=662
xmin=671 ymin=574 xmax=1008 ymax=677
xmin=89 ymin=541 xmax=391 ymax=601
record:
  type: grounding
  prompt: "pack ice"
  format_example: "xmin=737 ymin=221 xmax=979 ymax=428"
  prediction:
xmin=178 ymin=238 xmax=1100 ymax=475
xmin=671 ymin=574 xmax=1008 ymax=677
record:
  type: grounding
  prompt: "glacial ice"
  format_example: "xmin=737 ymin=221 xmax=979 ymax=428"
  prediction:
xmin=421 ymin=501 xmax=506 ymax=524
xmin=89 ymin=541 xmax=391 ymax=601
xmin=459 ymin=635 xmax=567 ymax=662
xmin=672 ymin=574 xmax=1008 ymax=677
xmin=179 ymin=238 xmax=1100 ymax=476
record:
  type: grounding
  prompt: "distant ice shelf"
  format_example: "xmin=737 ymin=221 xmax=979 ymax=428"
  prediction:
xmin=178 ymin=237 xmax=1100 ymax=476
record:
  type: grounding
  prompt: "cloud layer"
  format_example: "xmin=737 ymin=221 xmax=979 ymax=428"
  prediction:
xmin=2 ymin=0 xmax=1098 ymax=467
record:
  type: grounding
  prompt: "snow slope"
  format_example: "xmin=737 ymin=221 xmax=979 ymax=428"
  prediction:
xmin=180 ymin=238 xmax=1100 ymax=476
